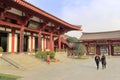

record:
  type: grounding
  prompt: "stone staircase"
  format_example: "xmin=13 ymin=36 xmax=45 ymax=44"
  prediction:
xmin=0 ymin=54 xmax=44 ymax=70
xmin=1 ymin=56 xmax=25 ymax=70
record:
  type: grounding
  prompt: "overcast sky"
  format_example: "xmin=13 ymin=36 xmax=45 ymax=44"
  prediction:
xmin=26 ymin=0 xmax=120 ymax=38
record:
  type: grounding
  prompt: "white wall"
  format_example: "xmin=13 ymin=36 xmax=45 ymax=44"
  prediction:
xmin=14 ymin=34 xmax=18 ymax=52
xmin=8 ymin=33 xmax=12 ymax=52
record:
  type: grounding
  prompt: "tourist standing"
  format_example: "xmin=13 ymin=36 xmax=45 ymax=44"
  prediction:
xmin=101 ymin=54 xmax=106 ymax=69
xmin=95 ymin=54 xmax=101 ymax=70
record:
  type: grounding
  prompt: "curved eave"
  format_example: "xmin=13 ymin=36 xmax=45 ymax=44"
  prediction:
xmin=6 ymin=0 xmax=81 ymax=31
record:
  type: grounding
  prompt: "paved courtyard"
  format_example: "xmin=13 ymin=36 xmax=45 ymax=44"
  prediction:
xmin=1 ymin=53 xmax=120 ymax=80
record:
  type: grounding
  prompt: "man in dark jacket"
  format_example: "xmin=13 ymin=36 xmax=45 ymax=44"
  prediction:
xmin=95 ymin=54 xmax=101 ymax=70
xmin=101 ymin=54 xmax=106 ymax=69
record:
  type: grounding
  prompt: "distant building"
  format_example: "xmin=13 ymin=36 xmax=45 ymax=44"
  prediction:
xmin=79 ymin=30 xmax=120 ymax=56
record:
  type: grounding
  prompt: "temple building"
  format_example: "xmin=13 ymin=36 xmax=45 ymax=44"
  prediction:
xmin=80 ymin=30 xmax=120 ymax=56
xmin=0 ymin=0 xmax=81 ymax=53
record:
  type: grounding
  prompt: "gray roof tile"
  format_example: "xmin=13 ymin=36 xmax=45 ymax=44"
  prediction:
xmin=80 ymin=30 xmax=120 ymax=40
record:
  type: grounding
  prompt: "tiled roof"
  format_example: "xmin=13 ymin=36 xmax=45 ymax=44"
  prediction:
xmin=13 ymin=0 xmax=81 ymax=31
xmin=0 ymin=0 xmax=81 ymax=31
xmin=80 ymin=30 xmax=120 ymax=40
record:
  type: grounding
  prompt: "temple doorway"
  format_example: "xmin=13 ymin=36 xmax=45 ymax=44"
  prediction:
xmin=35 ymin=37 xmax=38 ymax=52
xmin=23 ymin=36 xmax=28 ymax=52
xmin=100 ymin=46 xmax=108 ymax=55
xmin=17 ymin=35 xmax=29 ymax=52
xmin=0 ymin=32 xmax=8 ymax=52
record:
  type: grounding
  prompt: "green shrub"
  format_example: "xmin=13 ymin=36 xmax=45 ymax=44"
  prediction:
xmin=46 ymin=51 xmax=55 ymax=59
xmin=0 ymin=47 xmax=3 ymax=52
xmin=41 ymin=51 xmax=47 ymax=59
xmin=35 ymin=50 xmax=47 ymax=60
xmin=35 ymin=51 xmax=55 ymax=60
xmin=73 ymin=43 xmax=86 ymax=56
xmin=66 ymin=37 xmax=78 ymax=43
xmin=35 ymin=51 xmax=41 ymax=58
xmin=35 ymin=50 xmax=45 ymax=59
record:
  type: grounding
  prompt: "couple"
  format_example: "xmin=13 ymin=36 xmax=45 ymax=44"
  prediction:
xmin=95 ymin=54 xmax=106 ymax=70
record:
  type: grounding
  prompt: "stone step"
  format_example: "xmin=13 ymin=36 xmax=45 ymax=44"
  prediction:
xmin=3 ymin=54 xmax=44 ymax=69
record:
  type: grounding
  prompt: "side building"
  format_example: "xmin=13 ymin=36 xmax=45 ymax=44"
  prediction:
xmin=0 ymin=0 xmax=81 ymax=53
xmin=79 ymin=30 xmax=120 ymax=56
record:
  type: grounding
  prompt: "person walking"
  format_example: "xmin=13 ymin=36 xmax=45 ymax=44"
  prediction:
xmin=101 ymin=54 xmax=106 ymax=69
xmin=95 ymin=54 xmax=100 ymax=70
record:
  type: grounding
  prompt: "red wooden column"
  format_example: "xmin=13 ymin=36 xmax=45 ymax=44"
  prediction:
xmin=50 ymin=33 xmax=54 ymax=52
xmin=108 ymin=41 xmax=113 ymax=56
xmin=11 ymin=28 xmax=15 ymax=53
xmin=19 ymin=27 xmax=24 ymax=53
xmin=52 ymin=36 xmax=54 ymax=52
xmin=111 ymin=45 xmax=114 ymax=55
xmin=48 ymin=38 xmax=50 ymax=50
xmin=46 ymin=37 xmax=49 ymax=50
xmin=58 ymin=35 xmax=61 ymax=51
xmin=31 ymin=33 xmax=33 ymax=53
xmin=43 ymin=35 xmax=45 ymax=51
xmin=38 ymin=31 xmax=41 ymax=50
xmin=95 ymin=43 xmax=97 ymax=55
xmin=96 ymin=45 xmax=100 ymax=55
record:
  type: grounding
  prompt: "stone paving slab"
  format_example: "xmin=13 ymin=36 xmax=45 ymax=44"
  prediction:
xmin=18 ymin=56 xmax=120 ymax=80
xmin=1 ymin=54 xmax=120 ymax=80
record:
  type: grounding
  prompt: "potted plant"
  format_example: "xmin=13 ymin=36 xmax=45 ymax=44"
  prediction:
xmin=0 ymin=46 xmax=3 ymax=57
xmin=46 ymin=52 xmax=51 ymax=64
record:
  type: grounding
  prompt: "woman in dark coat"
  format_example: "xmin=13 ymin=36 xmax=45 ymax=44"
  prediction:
xmin=101 ymin=54 xmax=106 ymax=69
xmin=95 ymin=54 xmax=101 ymax=70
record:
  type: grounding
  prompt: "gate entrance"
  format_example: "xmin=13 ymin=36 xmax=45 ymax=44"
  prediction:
xmin=100 ymin=46 xmax=108 ymax=55
xmin=0 ymin=32 xmax=8 ymax=52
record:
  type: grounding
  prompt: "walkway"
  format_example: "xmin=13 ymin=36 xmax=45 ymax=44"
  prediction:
xmin=0 ymin=53 xmax=120 ymax=80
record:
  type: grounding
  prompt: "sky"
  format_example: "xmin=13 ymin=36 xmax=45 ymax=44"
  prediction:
xmin=26 ymin=0 xmax=120 ymax=38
